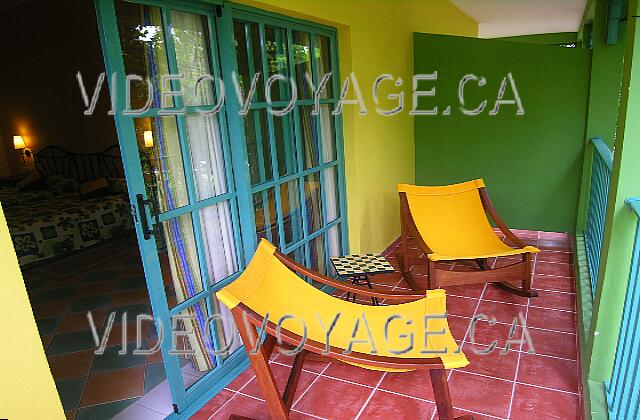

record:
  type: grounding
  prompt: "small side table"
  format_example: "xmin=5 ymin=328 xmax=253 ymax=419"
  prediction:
xmin=330 ymin=254 xmax=396 ymax=306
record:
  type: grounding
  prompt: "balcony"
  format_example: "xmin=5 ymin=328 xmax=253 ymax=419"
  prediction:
xmin=2 ymin=0 xmax=640 ymax=419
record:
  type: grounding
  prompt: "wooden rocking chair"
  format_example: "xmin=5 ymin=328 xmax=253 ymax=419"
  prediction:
xmin=397 ymin=180 xmax=539 ymax=297
xmin=216 ymin=239 xmax=472 ymax=420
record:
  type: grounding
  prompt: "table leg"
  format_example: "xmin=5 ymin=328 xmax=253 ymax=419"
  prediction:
xmin=363 ymin=275 xmax=379 ymax=306
xmin=352 ymin=276 xmax=359 ymax=302
xmin=342 ymin=275 xmax=380 ymax=306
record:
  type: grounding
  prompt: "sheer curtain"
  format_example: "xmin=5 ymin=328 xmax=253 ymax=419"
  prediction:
xmin=317 ymin=38 xmax=341 ymax=262
xmin=174 ymin=10 xmax=241 ymax=361
xmin=148 ymin=11 xmax=241 ymax=370
xmin=187 ymin=114 xmax=241 ymax=358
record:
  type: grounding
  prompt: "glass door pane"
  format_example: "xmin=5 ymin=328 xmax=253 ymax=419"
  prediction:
xmin=105 ymin=1 xmax=245 ymax=413
xmin=134 ymin=116 xmax=189 ymax=212
xmin=171 ymin=10 xmax=215 ymax=106
xmin=185 ymin=115 xmax=229 ymax=200
xmin=229 ymin=14 xmax=348 ymax=293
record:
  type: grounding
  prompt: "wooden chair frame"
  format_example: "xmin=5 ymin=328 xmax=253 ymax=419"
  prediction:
xmin=228 ymin=251 xmax=473 ymax=420
xmin=396 ymin=187 xmax=538 ymax=298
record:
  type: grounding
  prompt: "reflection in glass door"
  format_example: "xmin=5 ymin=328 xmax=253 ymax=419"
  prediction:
xmin=231 ymin=11 xmax=348 ymax=280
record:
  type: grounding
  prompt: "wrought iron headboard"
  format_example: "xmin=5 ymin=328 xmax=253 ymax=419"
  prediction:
xmin=34 ymin=145 xmax=124 ymax=183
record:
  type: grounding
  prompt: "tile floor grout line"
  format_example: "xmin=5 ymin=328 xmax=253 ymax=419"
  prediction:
xmin=353 ymin=372 xmax=387 ymax=420
xmin=446 ymin=293 xmax=577 ymax=313
xmin=531 ymin=273 xmax=574 ymax=280
xmin=506 ymin=232 xmax=538 ymax=419
xmin=209 ymin=392 xmax=238 ymax=419
xmin=269 ymin=360 xmax=375 ymax=390
xmin=515 ymin=325 xmax=577 ymax=335
xmin=289 ymin=361 xmax=332 ymax=409
xmin=453 ymin=406 xmax=508 ymax=420
xmin=73 ymin=340 xmax=98 ymax=414
xmin=513 ymin=381 xmax=580 ymax=396
xmin=211 ymin=367 xmax=260 ymax=419
xmin=453 ymin=367 xmax=579 ymax=395
xmin=448 ymin=291 xmax=576 ymax=307
xmin=430 ymin=273 xmax=490 ymax=420
xmin=527 ymin=304 xmax=576 ymax=313
xmin=448 ymin=314 xmax=578 ymax=335
xmin=526 ymin=288 xmax=575 ymax=295
xmin=535 ymin=260 xmax=573 ymax=265
xmin=536 ymin=288 xmax=576 ymax=296
xmin=232 ymin=390 xmax=326 ymax=420
xmin=459 ymin=342 xmax=578 ymax=362
xmin=129 ymin=400 xmax=169 ymax=416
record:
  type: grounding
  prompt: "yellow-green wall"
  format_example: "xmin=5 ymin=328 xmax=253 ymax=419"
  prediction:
xmin=237 ymin=0 xmax=478 ymax=252
xmin=0 ymin=205 xmax=64 ymax=419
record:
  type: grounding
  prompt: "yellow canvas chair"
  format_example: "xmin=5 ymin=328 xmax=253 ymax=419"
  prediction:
xmin=217 ymin=239 xmax=472 ymax=420
xmin=397 ymin=179 xmax=540 ymax=297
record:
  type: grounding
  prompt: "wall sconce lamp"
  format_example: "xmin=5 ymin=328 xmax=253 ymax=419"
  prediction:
xmin=143 ymin=130 xmax=154 ymax=148
xmin=13 ymin=135 xmax=32 ymax=164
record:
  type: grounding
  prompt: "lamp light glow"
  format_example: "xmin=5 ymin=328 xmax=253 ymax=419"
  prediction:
xmin=143 ymin=131 xmax=154 ymax=148
xmin=13 ymin=135 xmax=26 ymax=150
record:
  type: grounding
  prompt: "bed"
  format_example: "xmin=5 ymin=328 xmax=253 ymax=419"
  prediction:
xmin=2 ymin=145 xmax=134 ymax=266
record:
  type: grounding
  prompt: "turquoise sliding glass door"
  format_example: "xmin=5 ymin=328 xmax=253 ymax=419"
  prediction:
xmin=96 ymin=0 xmax=248 ymax=415
xmin=95 ymin=0 xmax=347 ymax=416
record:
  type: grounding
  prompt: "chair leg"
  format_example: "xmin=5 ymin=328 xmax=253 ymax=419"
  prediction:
xmin=396 ymin=212 xmax=422 ymax=291
xmin=233 ymin=311 xmax=289 ymax=420
xmin=283 ymin=350 xmax=307 ymax=409
xmin=522 ymin=253 xmax=536 ymax=295
xmin=495 ymin=254 xmax=538 ymax=298
xmin=263 ymin=335 xmax=277 ymax=359
xmin=396 ymin=249 xmax=420 ymax=291
xmin=430 ymin=369 xmax=455 ymax=420
xmin=427 ymin=259 xmax=436 ymax=289
xmin=363 ymin=275 xmax=380 ymax=305
xmin=475 ymin=258 xmax=488 ymax=270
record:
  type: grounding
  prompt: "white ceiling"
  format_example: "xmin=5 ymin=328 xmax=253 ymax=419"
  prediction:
xmin=450 ymin=0 xmax=589 ymax=38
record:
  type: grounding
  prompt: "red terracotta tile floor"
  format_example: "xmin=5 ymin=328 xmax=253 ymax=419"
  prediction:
xmin=194 ymin=230 xmax=582 ymax=420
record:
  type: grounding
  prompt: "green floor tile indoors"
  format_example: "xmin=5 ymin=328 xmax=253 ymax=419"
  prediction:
xmin=47 ymin=330 xmax=98 ymax=356
xmin=56 ymin=377 xmax=86 ymax=411
xmin=115 ymin=276 xmax=146 ymax=291
xmin=111 ymin=303 xmax=150 ymax=325
xmin=31 ymin=287 xmax=75 ymax=304
xmin=92 ymin=342 xmax=148 ymax=371
xmin=36 ymin=317 xmax=60 ymax=336
xmin=69 ymin=295 xmax=111 ymax=312
xmin=80 ymin=269 xmax=121 ymax=283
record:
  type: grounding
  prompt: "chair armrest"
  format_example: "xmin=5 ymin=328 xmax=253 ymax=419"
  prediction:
xmin=478 ymin=187 xmax=529 ymax=249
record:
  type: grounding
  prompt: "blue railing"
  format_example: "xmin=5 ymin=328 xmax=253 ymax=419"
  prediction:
xmin=606 ymin=197 xmax=640 ymax=420
xmin=585 ymin=137 xmax=614 ymax=296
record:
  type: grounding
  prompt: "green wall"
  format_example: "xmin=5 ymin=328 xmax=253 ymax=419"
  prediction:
xmin=576 ymin=0 xmax=627 ymax=232
xmin=496 ymin=32 xmax=578 ymax=45
xmin=585 ymin=8 xmax=626 ymax=146
xmin=414 ymin=33 xmax=591 ymax=232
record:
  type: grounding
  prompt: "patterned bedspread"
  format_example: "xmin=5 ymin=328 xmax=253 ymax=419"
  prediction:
xmin=2 ymin=189 xmax=133 ymax=266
